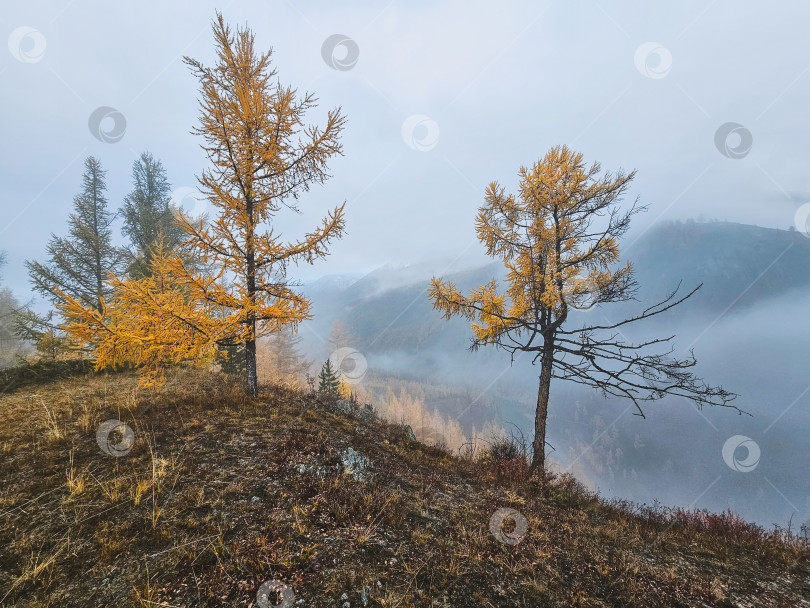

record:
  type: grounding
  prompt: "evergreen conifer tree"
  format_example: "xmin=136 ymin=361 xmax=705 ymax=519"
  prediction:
xmin=121 ymin=152 xmax=186 ymax=278
xmin=26 ymin=156 xmax=123 ymax=312
xmin=317 ymin=358 xmax=340 ymax=394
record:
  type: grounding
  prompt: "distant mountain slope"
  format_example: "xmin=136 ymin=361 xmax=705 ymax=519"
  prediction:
xmin=629 ymin=220 xmax=810 ymax=316
xmin=297 ymin=221 xmax=810 ymax=531
xmin=303 ymin=221 xmax=810 ymax=358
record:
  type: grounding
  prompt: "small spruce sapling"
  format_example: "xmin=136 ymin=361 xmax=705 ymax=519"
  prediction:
xmin=317 ymin=358 xmax=340 ymax=394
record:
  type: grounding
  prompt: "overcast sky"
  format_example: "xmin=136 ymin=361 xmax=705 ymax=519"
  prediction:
xmin=2 ymin=0 xmax=809 ymax=306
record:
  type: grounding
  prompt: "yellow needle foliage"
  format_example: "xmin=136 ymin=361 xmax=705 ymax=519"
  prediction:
xmin=59 ymin=14 xmax=346 ymax=393
xmin=338 ymin=374 xmax=353 ymax=400
xmin=429 ymin=146 xmax=737 ymax=476
xmin=429 ymin=145 xmax=634 ymax=350
xmin=57 ymin=240 xmax=227 ymax=387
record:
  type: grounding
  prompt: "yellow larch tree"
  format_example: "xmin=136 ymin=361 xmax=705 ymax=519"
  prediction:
xmin=60 ymin=14 xmax=346 ymax=396
xmin=337 ymin=373 xmax=353 ymax=400
xmin=58 ymin=239 xmax=226 ymax=387
xmin=428 ymin=145 xmax=738 ymax=478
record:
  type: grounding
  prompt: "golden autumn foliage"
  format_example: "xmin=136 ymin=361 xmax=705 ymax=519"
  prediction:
xmin=428 ymin=145 xmax=634 ymax=352
xmin=59 ymin=14 xmax=346 ymax=394
xmin=427 ymin=145 xmax=638 ymax=474
xmin=57 ymin=240 xmax=227 ymax=387
xmin=255 ymin=326 xmax=311 ymax=389
xmin=337 ymin=373 xmax=353 ymax=400
xmin=429 ymin=145 xmax=736 ymax=477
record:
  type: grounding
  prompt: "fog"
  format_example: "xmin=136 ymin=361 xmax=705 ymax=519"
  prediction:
xmin=3 ymin=0 xmax=810 ymax=532
xmin=299 ymin=231 xmax=810 ymax=529
xmin=4 ymin=0 xmax=810 ymax=309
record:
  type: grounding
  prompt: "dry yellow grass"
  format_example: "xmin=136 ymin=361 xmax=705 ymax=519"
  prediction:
xmin=0 ymin=365 xmax=808 ymax=607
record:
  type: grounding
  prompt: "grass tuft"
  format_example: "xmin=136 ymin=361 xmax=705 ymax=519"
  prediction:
xmin=0 ymin=367 xmax=807 ymax=607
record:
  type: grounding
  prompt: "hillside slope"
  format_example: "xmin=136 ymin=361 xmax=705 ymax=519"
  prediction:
xmin=295 ymin=221 xmax=810 ymax=532
xmin=1 ymin=367 xmax=808 ymax=607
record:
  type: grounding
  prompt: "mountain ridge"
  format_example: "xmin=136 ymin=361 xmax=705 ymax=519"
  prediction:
xmin=302 ymin=220 xmax=810 ymax=358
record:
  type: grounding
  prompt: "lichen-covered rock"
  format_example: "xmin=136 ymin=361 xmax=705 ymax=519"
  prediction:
xmin=334 ymin=399 xmax=354 ymax=415
xmin=339 ymin=447 xmax=372 ymax=481
xmin=332 ymin=399 xmax=376 ymax=424
xmin=356 ymin=404 xmax=375 ymax=424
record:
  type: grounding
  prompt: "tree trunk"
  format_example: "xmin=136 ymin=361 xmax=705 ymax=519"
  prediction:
xmin=529 ymin=344 xmax=554 ymax=479
xmin=245 ymin=186 xmax=258 ymax=398
xmin=245 ymin=335 xmax=258 ymax=397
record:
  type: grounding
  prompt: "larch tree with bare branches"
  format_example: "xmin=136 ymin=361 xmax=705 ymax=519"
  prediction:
xmin=428 ymin=145 xmax=738 ymax=478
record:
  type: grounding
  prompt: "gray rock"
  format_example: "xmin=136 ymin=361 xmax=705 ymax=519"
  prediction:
xmin=356 ymin=404 xmax=375 ymax=424
xmin=334 ymin=399 xmax=354 ymax=414
xmin=339 ymin=447 xmax=372 ymax=481
xmin=403 ymin=425 xmax=416 ymax=441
